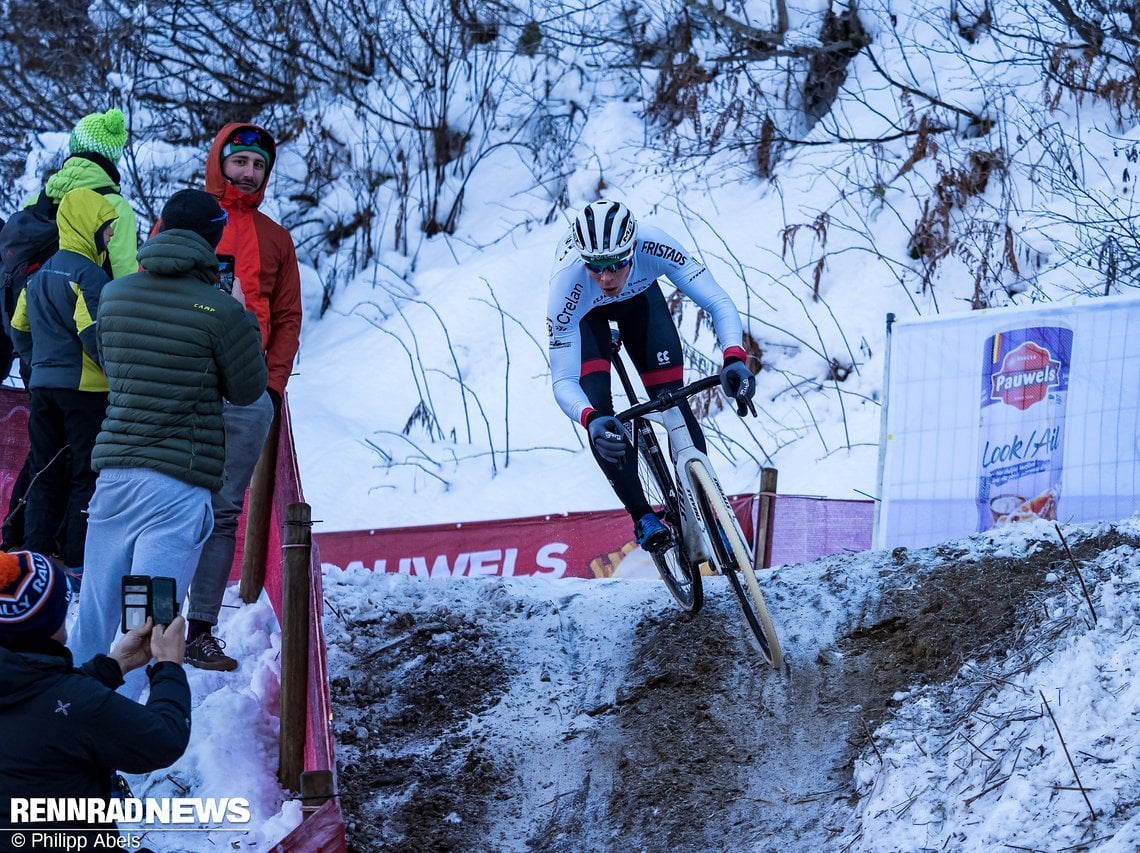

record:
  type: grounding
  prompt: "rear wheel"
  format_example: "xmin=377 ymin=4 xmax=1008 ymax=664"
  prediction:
xmin=632 ymin=418 xmax=703 ymax=613
xmin=687 ymin=460 xmax=783 ymax=669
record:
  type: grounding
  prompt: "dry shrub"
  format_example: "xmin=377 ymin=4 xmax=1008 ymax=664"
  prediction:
xmin=1046 ymin=44 xmax=1140 ymax=123
xmin=907 ymin=149 xmax=1005 ymax=294
xmin=756 ymin=114 xmax=778 ymax=180
xmin=780 ymin=212 xmax=830 ymax=300
xmin=892 ymin=116 xmax=938 ymax=182
xmin=648 ymin=19 xmax=715 ymax=131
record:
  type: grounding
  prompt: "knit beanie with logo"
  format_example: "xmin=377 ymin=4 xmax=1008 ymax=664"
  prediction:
xmin=0 ymin=551 xmax=70 ymax=638
xmin=221 ymin=127 xmax=274 ymax=168
xmin=69 ymin=108 xmax=129 ymax=164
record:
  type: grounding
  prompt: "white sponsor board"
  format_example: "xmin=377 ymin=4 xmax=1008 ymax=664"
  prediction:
xmin=876 ymin=293 xmax=1140 ymax=549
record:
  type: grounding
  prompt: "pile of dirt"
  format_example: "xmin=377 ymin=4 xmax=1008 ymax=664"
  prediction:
xmin=328 ymin=526 xmax=1138 ymax=851
xmin=838 ymin=529 xmax=1134 ymax=731
xmin=331 ymin=610 xmax=514 ymax=851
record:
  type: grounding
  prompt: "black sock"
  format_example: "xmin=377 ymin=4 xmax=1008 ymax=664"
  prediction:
xmin=187 ymin=619 xmax=212 ymax=643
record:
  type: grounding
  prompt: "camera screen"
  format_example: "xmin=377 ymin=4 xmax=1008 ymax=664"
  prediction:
xmin=121 ymin=577 xmax=150 ymax=633
xmin=217 ymin=254 xmax=236 ymax=294
xmin=150 ymin=577 xmax=178 ymax=627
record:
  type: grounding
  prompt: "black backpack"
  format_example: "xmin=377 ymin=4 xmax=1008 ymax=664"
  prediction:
xmin=0 ymin=184 xmax=118 ymax=341
xmin=0 ymin=191 xmax=60 ymax=337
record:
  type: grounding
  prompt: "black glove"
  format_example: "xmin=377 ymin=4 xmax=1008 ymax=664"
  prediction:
xmin=587 ymin=415 xmax=627 ymax=464
xmin=267 ymin=387 xmax=282 ymax=414
xmin=719 ymin=360 xmax=757 ymax=417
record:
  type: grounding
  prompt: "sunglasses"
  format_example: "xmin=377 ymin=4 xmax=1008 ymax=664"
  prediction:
xmin=584 ymin=253 xmax=633 ymax=274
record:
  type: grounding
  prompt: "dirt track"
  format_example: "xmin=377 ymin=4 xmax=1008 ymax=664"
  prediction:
xmin=325 ymin=528 xmax=1134 ymax=852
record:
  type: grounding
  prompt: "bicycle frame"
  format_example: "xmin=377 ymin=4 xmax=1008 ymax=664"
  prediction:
xmin=638 ymin=406 xmax=720 ymax=567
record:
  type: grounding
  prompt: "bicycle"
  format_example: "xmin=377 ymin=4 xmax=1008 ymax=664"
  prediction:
xmin=611 ymin=332 xmax=783 ymax=670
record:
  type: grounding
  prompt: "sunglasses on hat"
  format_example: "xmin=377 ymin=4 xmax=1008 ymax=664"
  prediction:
xmin=231 ymin=128 xmax=267 ymax=147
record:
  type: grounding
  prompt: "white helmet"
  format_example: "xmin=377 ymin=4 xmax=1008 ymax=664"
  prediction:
xmin=571 ymin=200 xmax=637 ymax=260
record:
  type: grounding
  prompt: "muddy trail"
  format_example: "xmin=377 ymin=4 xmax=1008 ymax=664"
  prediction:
xmin=324 ymin=526 xmax=1135 ymax=852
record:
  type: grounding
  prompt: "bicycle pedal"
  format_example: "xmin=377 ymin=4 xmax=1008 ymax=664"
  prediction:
xmin=643 ymin=528 xmax=674 ymax=554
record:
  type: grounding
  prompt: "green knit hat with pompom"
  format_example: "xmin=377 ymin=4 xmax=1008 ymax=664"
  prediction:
xmin=68 ymin=108 xmax=128 ymax=163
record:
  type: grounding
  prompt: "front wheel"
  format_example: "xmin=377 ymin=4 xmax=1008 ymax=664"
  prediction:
xmin=687 ymin=460 xmax=783 ymax=669
xmin=632 ymin=419 xmax=703 ymax=613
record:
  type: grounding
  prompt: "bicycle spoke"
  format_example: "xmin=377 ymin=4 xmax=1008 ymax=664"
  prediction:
xmin=634 ymin=417 xmax=703 ymax=613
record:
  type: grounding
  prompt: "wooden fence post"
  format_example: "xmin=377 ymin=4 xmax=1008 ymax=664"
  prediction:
xmin=300 ymin=770 xmax=335 ymax=817
xmin=240 ymin=413 xmax=281 ymax=604
xmin=278 ymin=501 xmax=311 ymax=792
xmin=756 ymin=467 xmax=778 ymax=569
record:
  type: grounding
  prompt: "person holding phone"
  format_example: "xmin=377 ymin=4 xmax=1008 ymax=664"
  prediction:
xmin=0 ymin=551 xmax=190 ymax=850
xmin=67 ymin=189 xmax=267 ymax=699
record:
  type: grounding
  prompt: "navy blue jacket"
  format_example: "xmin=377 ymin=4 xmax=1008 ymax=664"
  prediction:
xmin=0 ymin=637 xmax=191 ymax=849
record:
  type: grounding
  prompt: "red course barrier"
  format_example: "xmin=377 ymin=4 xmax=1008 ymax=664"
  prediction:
xmin=315 ymin=492 xmax=874 ymax=577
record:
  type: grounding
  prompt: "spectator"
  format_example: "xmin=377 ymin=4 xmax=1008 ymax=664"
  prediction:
xmin=182 ymin=123 xmax=302 ymax=671
xmin=43 ymin=108 xmax=139 ymax=279
xmin=0 ymin=550 xmax=190 ymax=850
xmin=68 ymin=189 xmax=267 ymax=699
xmin=1 ymin=108 xmax=140 ymax=553
xmin=9 ymin=188 xmax=118 ymax=588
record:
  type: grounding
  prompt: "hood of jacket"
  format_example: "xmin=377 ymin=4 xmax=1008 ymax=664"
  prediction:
xmin=0 ymin=640 xmax=71 ymax=710
xmin=136 ymin=229 xmax=220 ymax=284
xmin=43 ymin=154 xmax=121 ymax=201
xmin=57 ymin=188 xmax=118 ymax=266
xmin=205 ymin=122 xmax=277 ymax=211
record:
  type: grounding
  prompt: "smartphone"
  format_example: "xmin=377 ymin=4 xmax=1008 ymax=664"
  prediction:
xmin=120 ymin=575 xmax=180 ymax=632
xmin=216 ymin=254 xmax=236 ymax=294
xmin=121 ymin=576 xmax=151 ymax=633
xmin=150 ymin=577 xmax=179 ymax=627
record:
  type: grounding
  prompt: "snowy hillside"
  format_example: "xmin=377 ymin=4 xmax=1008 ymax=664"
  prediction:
xmin=274 ymin=0 xmax=1140 ymax=533
xmin=324 ymin=518 xmax=1140 ymax=851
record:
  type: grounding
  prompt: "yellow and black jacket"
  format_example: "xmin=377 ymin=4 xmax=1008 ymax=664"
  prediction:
xmin=11 ymin=188 xmax=117 ymax=392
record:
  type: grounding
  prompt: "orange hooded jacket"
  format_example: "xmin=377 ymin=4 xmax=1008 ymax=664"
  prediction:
xmin=204 ymin=122 xmax=301 ymax=396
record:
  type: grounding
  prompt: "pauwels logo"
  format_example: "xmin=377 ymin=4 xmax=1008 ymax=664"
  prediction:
xmin=990 ymin=341 xmax=1061 ymax=410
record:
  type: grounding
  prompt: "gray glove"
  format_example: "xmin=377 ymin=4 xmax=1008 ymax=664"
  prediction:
xmin=588 ymin=415 xmax=627 ymax=464
xmin=719 ymin=360 xmax=756 ymax=416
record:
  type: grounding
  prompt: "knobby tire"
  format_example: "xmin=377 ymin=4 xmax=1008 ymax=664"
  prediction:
xmin=687 ymin=460 xmax=783 ymax=669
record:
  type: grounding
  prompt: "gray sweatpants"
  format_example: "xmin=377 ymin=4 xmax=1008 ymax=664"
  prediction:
xmin=69 ymin=467 xmax=213 ymax=699
xmin=186 ymin=392 xmax=275 ymax=626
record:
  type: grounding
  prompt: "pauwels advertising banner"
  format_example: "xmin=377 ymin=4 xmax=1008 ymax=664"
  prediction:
xmin=315 ymin=497 xmax=758 ymax=580
xmin=877 ymin=293 xmax=1140 ymax=550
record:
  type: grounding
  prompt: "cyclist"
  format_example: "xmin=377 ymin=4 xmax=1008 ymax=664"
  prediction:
xmin=546 ymin=199 xmax=757 ymax=552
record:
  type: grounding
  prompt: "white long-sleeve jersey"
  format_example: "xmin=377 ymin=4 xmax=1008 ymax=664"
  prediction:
xmin=545 ymin=223 xmax=745 ymax=425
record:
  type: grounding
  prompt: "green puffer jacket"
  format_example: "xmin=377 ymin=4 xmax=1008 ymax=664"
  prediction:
xmin=92 ymin=229 xmax=267 ymax=491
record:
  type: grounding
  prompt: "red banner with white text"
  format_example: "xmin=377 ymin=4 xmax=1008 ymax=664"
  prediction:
xmin=314 ymin=495 xmax=759 ymax=580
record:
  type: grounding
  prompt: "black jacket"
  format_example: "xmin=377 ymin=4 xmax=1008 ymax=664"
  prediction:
xmin=0 ymin=637 xmax=191 ymax=849
xmin=92 ymin=228 xmax=268 ymax=490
